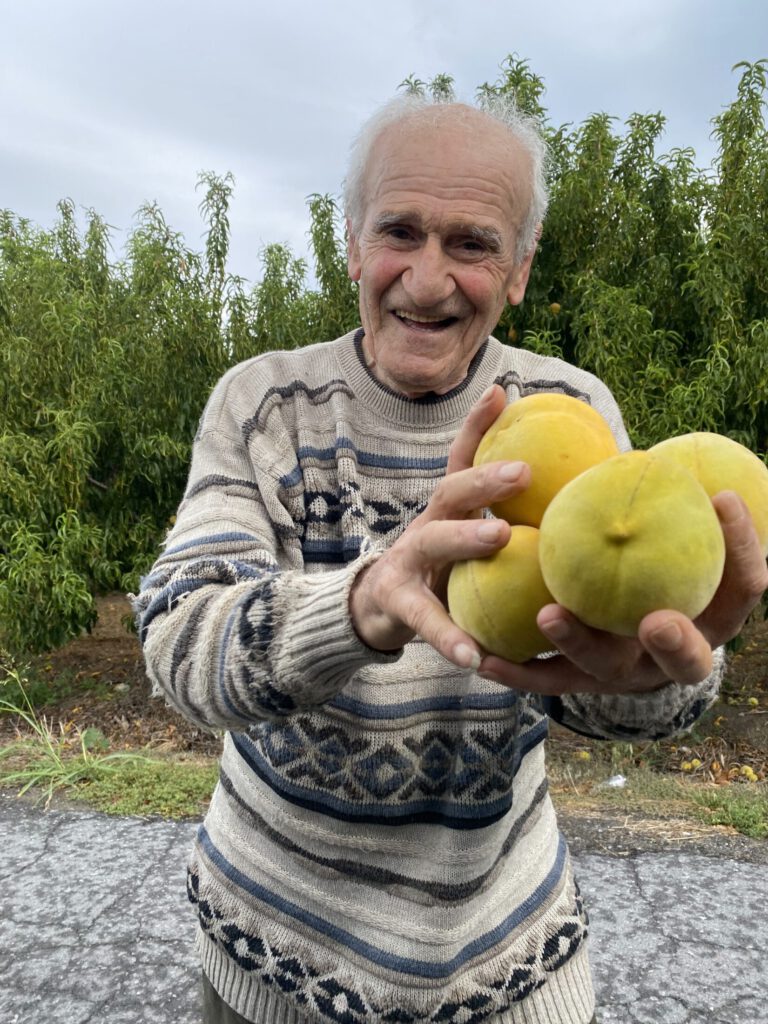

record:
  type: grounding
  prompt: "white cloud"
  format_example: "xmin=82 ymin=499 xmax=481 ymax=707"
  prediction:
xmin=3 ymin=0 xmax=766 ymax=282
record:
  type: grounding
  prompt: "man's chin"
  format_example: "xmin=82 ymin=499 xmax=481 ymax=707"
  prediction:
xmin=363 ymin=321 xmax=486 ymax=395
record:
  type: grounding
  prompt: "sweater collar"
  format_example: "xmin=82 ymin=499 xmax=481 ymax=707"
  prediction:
xmin=334 ymin=328 xmax=506 ymax=428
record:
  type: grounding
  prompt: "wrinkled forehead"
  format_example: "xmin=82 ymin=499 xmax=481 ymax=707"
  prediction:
xmin=362 ymin=111 xmax=532 ymax=226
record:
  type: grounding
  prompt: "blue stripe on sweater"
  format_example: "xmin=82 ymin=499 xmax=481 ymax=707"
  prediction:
xmin=278 ymin=438 xmax=447 ymax=488
xmin=198 ymin=826 xmax=567 ymax=977
xmin=139 ymin=558 xmax=277 ymax=643
xmin=142 ymin=559 xmax=269 ymax=592
xmin=138 ymin=576 xmax=213 ymax=642
xmin=217 ymin=582 xmax=294 ymax=720
xmin=302 ymin=538 xmax=363 ymax=564
xmin=163 ymin=531 xmax=261 ymax=556
xmin=330 ymin=689 xmax=520 ymax=720
xmin=218 ymin=592 xmax=249 ymax=720
xmin=230 ymin=724 xmax=547 ymax=829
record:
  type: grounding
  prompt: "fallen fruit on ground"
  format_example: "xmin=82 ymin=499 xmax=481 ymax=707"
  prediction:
xmin=474 ymin=392 xmax=620 ymax=527
xmin=538 ymin=450 xmax=726 ymax=635
xmin=447 ymin=525 xmax=555 ymax=663
xmin=649 ymin=431 xmax=768 ymax=555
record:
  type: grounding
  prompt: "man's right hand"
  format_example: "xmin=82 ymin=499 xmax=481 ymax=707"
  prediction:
xmin=348 ymin=384 xmax=529 ymax=668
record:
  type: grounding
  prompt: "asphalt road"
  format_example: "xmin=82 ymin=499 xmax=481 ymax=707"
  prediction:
xmin=2 ymin=795 xmax=767 ymax=1024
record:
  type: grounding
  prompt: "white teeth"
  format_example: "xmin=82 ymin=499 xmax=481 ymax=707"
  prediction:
xmin=394 ymin=310 xmax=450 ymax=323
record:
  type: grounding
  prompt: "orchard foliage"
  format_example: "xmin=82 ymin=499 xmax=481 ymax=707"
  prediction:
xmin=516 ymin=57 xmax=768 ymax=452
xmin=1 ymin=56 xmax=767 ymax=655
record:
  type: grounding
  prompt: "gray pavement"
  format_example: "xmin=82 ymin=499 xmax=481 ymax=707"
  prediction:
xmin=2 ymin=794 xmax=767 ymax=1024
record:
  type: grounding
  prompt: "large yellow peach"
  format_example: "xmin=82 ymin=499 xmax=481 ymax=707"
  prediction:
xmin=447 ymin=525 xmax=555 ymax=663
xmin=650 ymin=432 xmax=768 ymax=556
xmin=538 ymin=451 xmax=726 ymax=635
xmin=474 ymin=392 xmax=620 ymax=526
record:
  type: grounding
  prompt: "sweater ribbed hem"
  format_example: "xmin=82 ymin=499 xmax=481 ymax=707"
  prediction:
xmin=197 ymin=928 xmax=596 ymax=1024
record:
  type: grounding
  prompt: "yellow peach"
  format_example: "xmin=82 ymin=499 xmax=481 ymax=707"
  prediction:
xmin=650 ymin=432 xmax=768 ymax=556
xmin=538 ymin=451 xmax=726 ymax=635
xmin=448 ymin=525 xmax=555 ymax=663
xmin=474 ymin=392 xmax=620 ymax=526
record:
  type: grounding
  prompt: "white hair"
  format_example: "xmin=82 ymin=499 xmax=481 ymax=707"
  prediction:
xmin=343 ymin=93 xmax=549 ymax=264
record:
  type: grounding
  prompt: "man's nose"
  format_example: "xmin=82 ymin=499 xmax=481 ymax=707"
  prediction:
xmin=401 ymin=238 xmax=456 ymax=307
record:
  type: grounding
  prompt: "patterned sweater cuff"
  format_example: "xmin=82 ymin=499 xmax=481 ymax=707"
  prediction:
xmin=547 ymin=646 xmax=726 ymax=741
xmin=270 ymin=549 xmax=403 ymax=707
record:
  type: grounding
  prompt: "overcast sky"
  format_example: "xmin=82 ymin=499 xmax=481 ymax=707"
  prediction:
xmin=3 ymin=0 xmax=766 ymax=285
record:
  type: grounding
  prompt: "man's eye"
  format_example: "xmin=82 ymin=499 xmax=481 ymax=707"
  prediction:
xmin=387 ymin=227 xmax=413 ymax=240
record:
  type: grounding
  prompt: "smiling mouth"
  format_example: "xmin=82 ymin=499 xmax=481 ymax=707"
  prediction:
xmin=393 ymin=309 xmax=459 ymax=331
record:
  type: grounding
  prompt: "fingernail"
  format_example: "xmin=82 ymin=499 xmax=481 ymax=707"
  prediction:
xmin=650 ymin=621 xmax=682 ymax=651
xmin=453 ymin=643 xmax=482 ymax=671
xmin=499 ymin=461 xmax=524 ymax=482
xmin=479 ymin=385 xmax=496 ymax=405
xmin=477 ymin=521 xmax=503 ymax=543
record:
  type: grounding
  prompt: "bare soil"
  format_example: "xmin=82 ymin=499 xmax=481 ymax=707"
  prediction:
xmin=4 ymin=594 xmax=223 ymax=759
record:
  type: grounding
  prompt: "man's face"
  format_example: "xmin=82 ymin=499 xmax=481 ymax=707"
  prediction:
xmin=347 ymin=115 xmax=536 ymax=398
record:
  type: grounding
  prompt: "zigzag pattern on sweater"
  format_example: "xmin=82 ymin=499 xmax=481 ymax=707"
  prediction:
xmin=243 ymin=377 xmax=357 ymax=444
xmin=232 ymin=709 xmax=548 ymax=828
xmin=187 ymin=853 xmax=588 ymax=1024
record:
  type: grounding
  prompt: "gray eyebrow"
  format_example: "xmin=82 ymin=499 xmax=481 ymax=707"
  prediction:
xmin=371 ymin=212 xmax=504 ymax=253
xmin=467 ymin=224 xmax=504 ymax=252
xmin=371 ymin=211 xmax=414 ymax=233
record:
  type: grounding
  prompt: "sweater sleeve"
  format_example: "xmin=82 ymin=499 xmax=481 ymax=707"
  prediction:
xmin=132 ymin=374 xmax=400 ymax=732
xmin=543 ymin=648 xmax=726 ymax=741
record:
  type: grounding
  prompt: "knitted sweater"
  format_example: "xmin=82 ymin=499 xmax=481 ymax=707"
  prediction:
xmin=134 ymin=329 xmax=724 ymax=1024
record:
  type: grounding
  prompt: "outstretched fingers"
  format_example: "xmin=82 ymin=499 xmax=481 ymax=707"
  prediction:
xmin=476 ymin=651 xmax=639 ymax=695
xmin=388 ymin=580 xmax=487 ymax=671
xmin=350 ymin=385 xmax=536 ymax=667
xmin=476 ymin=603 xmax=714 ymax=695
xmin=360 ymin=516 xmax=511 ymax=670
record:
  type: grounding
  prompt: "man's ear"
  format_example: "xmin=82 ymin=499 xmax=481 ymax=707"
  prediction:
xmin=347 ymin=217 xmax=361 ymax=282
xmin=506 ymin=224 xmax=541 ymax=306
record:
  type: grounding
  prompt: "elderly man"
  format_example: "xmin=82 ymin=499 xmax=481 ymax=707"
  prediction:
xmin=135 ymin=95 xmax=766 ymax=1024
